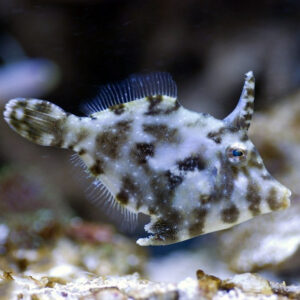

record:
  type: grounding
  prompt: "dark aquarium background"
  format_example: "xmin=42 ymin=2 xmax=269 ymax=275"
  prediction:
xmin=0 ymin=0 xmax=300 ymax=288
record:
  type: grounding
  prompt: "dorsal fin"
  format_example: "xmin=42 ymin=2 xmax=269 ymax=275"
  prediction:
xmin=223 ymin=71 xmax=255 ymax=131
xmin=82 ymin=72 xmax=178 ymax=116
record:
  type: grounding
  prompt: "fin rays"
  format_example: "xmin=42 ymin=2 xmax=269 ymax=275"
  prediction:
xmin=81 ymin=72 xmax=177 ymax=116
xmin=4 ymin=98 xmax=67 ymax=146
xmin=71 ymin=154 xmax=138 ymax=231
xmin=86 ymin=180 xmax=138 ymax=232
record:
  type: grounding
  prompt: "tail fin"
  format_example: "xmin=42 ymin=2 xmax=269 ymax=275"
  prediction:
xmin=3 ymin=98 xmax=67 ymax=147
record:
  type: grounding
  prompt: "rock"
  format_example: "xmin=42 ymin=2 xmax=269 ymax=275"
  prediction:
xmin=249 ymin=90 xmax=300 ymax=196
xmin=219 ymin=196 xmax=300 ymax=274
xmin=0 ymin=269 xmax=299 ymax=299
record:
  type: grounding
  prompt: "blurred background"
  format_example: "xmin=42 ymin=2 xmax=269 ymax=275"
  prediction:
xmin=0 ymin=0 xmax=300 ymax=286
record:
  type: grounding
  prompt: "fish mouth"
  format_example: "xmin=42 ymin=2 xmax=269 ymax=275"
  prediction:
xmin=266 ymin=182 xmax=292 ymax=212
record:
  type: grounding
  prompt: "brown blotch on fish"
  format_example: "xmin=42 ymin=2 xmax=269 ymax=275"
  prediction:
xmin=207 ymin=128 xmax=225 ymax=144
xmin=164 ymin=100 xmax=180 ymax=114
xmin=78 ymin=149 xmax=86 ymax=155
xmin=143 ymin=124 xmax=179 ymax=143
xmin=230 ymin=165 xmax=240 ymax=179
xmin=148 ymin=206 xmax=157 ymax=215
xmin=15 ymin=100 xmax=27 ymax=108
xmin=67 ymin=128 xmax=89 ymax=150
xmin=145 ymin=95 xmax=163 ymax=115
xmin=217 ymin=154 xmax=234 ymax=201
xmin=123 ymin=176 xmax=140 ymax=196
xmin=34 ymin=102 xmax=52 ymax=114
xmin=116 ymin=190 xmax=129 ymax=205
xmin=244 ymin=113 xmax=252 ymax=121
xmin=109 ymin=103 xmax=126 ymax=115
xmin=246 ymin=181 xmax=261 ymax=215
xmin=248 ymin=76 xmax=255 ymax=84
xmin=240 ymin=166 xmax=250 ymax=177
xmin=89 ymin=159 xmax=104 ymax=176
xmin=145 ymin=95 xmax=179 ymax=116
xmin=221 ymin=204 xmax=239 ymax=223
xmin=9 ymin=110 xmax=23 ymax=131
xmin=245 ymin=88 xmax=255 ymax=98
xmin=150 ymin=173 xmax=174 ymax=209
xmin=24 ymin=124 xmax=41 ymax=142
xmin=76 ymin=128 xmax=89 ymax=144
xmin=48 ymin=119 xmax=66 ymax=147
xmin=228 ymin=127 xmax=240 ymax=133
xmin=267 ymin=187 xmax=281 ymax=211
xmin=178 ymin=155 xmax=205 ymax=172
xmin=50 ymin=131 xmax=64 ymax=147
xmin=96 ymin=120 xmax=131 ymax=159
xmin=152 ymin=221 xmax=177 ymax=242
xmin=116 ymin=120 xmax=132 ymax=131
xmin=248 ymin=158 xmax=264 ymax=169
xmin=188 ymin=207 xmax=207 ymax=236
xmin=132 ymin=143 xmax=155 ymax=164
xmin=117 ymin=175 xmax=143 ymax=209
xmin=165 ymin=171 xmax=183 ymax=190
xmin=150 ymin=211 xmax=181 ymax=242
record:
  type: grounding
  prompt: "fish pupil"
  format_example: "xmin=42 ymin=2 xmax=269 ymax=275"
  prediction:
xmin=232 ymin=149 xmax=243 ymax=157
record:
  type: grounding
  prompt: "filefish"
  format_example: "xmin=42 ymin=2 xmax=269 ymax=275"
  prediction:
xmin=3 ymin=71 xmax=291 ymax=246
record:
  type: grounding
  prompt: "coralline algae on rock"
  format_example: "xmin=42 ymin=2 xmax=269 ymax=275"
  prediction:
xmin=0 ymin=269 xmax=299 ymax=299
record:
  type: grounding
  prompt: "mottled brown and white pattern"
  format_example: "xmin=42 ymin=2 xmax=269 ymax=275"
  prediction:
xmin=3 ymin=72 xmax=291 ymax=246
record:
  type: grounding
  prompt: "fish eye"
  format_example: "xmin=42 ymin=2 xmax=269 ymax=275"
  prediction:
xmin=226 ymin=144 xmax=248 ymax=165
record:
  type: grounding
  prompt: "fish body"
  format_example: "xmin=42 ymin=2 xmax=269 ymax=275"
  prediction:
xmin=3 ymin=72 xmax=291 ymax=246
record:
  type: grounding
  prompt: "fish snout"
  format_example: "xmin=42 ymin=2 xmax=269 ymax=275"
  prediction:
xmin=279 ymin=186 xmax=291 ymax=209
xmin=266 ymin=182 xmax=291 ymax=211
